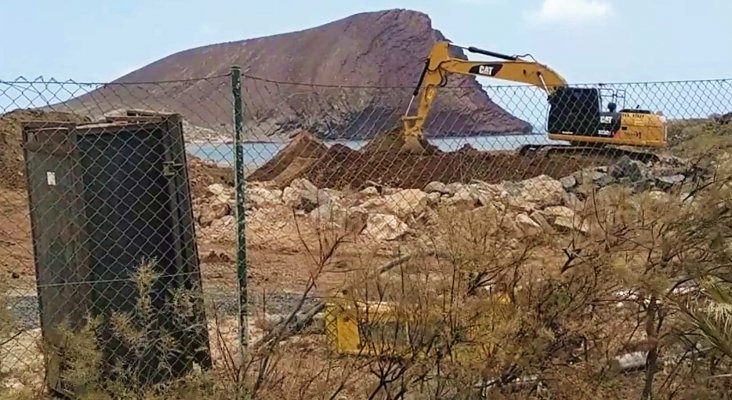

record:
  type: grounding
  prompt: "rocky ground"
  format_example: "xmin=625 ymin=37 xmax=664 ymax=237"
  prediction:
xmin=0 ymin=142 xmax=703 ymax=301
xmin=0 ymin=113 xmax=727 ymax=393
xmin=193 ymin=150 xmax=704 ymax=294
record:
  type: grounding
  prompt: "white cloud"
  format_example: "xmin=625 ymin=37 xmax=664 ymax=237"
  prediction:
xmin=527 ymin=0 xmax=612 ymax=24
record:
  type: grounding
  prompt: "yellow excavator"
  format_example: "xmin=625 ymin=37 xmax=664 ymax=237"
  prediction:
xmin=399 ymin=41 xmax=668 ymax=158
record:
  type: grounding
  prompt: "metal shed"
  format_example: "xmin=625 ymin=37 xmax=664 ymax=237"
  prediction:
xmin=22 ymin=111 xmax=211 ymax=396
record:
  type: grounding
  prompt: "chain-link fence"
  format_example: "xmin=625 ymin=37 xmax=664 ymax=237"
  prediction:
xmin=1 ymin=71 xmax=731 ymax=398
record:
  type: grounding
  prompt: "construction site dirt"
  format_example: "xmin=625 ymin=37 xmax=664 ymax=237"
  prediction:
xmin=2 ymin=110 xmax=651 ymax=195
xmin=0 ymin=114 xmax=664 ymax=293
xmin=247 ymin=130 xmax=632 ymax=190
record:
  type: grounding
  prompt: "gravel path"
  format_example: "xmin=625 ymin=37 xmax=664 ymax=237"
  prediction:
xmin=6 ymin=289 xmax=319 ymax=332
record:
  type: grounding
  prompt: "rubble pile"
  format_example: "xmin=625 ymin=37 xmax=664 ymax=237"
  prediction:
xmin=195 ymin=152 xmax=703 ymax=247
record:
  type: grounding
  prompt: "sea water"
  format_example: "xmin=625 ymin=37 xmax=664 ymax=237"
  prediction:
xmin=186 ymin=134 xmax=561 ymax=173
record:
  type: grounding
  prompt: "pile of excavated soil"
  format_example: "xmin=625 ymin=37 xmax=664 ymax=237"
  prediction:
xmin=249 ymin=130 xmax=620 ymax=190
xmin=0 ymin=110 xmax=91 ymax=189
xmin=186 ymin=155 xmax=234 ymax=197
xmin=246 ymin=130 xmax=329 ymax=185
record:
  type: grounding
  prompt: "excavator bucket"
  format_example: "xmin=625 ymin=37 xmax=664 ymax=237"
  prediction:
xmin=400 ymin=135 xmax=429 ymax=154
xmin=365 ymin=126 xmax=436 ymax=155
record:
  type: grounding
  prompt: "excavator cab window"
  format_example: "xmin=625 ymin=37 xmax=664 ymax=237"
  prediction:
xmin=547 ymin=87 xmax=602 ymax=135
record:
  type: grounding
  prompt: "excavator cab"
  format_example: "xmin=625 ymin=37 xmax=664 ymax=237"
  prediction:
xmin=546 ymin=86 xmax=666 ymax=147
xmin=546 ymin=87 xmax=625 ymax=141
xmin=547 ymin=87 xmax=604 ymax=137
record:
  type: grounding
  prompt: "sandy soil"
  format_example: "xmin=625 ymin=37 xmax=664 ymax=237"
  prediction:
xmin=0 ymin=190 xmax=34 ymax=285
xmin=246 ymin=130 xmax=641 ymax=190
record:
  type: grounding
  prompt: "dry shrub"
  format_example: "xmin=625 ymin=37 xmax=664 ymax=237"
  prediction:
xmin=7 ymin=135 xmax=732 ymax=399
xmin=669 ymin=119 xmax=732 ymax=159
xmin=325 ymin=156 xmax=732 ymax=399
xmin=7 ymin=260 xmax=227 ymax=400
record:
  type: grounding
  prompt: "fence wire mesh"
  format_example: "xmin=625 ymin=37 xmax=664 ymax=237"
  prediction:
xmin=0 ymin=72 xmax=731 ymax=398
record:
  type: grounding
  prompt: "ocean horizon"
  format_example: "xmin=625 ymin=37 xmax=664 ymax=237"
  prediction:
xmin=186 ymin=134 xmax=564 ymax=173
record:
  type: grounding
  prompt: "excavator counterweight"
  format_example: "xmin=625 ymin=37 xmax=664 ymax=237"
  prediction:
xmin=398 ymin=40 xmax=668 ymax=156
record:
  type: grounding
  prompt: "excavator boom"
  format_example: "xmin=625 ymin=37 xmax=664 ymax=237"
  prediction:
xmin=447 ymin=44 xmax=568 ymax=92
xmin=400 ymin=41 xmax=567 ymax=153
xmin=399 ymin=40 xmax=667 ymax=155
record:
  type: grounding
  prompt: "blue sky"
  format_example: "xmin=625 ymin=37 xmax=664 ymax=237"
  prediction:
xmin=2 ymin=0 xmax=731 ymax=84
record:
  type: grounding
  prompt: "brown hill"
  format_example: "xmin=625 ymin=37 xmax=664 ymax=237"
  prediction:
xmin=60 ymin=9 xmax=531 ymax=141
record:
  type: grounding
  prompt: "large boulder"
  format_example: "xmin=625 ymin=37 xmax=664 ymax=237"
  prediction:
xmin=282 ymin=178 xmax=334 ymax=212
xmin=443 ymin=187 xmax=479 ymax=211
xmin=538 ymin=206 xmax=589 ymax=233
xmin=515 ymin=213 xmax=543 ymax=236
xmin=424 ymin=181 xmax=449 ymax=194
xmin=381 ymin=189 xmax=430 ymax=218
xmin=440 ymin=182 xmax=503 ymax=211
xmin=608 ymin=156 xmax=650 ymax=182
xmin=248 ymin=187 xmax=283 ymax=209
xmin=207 ymin=183 xmax=227 ymax=197
xmin=362 ymin=213 xmax=410 ymax=241
xmin=199 ymin=201 xmax=231 ymax=227
xmin=502 ymin=175 xmax=566 ymax=211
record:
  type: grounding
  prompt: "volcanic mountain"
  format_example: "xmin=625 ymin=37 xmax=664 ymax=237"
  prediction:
xmin=61 ymin=9 xmax=532 ymax=141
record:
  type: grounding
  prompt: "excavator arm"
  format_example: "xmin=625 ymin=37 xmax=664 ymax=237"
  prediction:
xmin=400 ymin=41 xmax=568 ymax=153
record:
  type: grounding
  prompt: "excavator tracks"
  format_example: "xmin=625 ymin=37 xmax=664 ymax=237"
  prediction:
xmin=517 ymin=143 xmax=662 ymax=164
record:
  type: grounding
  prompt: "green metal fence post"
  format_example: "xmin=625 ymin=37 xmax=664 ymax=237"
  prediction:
xmin=231 ymin=66 xmax=248 ymax=352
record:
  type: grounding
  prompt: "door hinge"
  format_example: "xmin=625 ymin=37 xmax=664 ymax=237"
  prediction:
xmin=162 ymin=161 xmax=184 ymax=177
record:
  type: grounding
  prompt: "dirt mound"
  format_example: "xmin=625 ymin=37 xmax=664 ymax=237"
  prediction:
xmin=0 ymin=110 xmax=90 ymax=189
xmin=300 ymin=148 xmax=615 ymax=190
xmin=359 ymin=128 xmax=441 ymax=155
xmin=187 ymin=155 xmax=234 ymax=197
xmin=246 ymin=130 xmax=328 ymax=184
xmin=250 ymin=130 xmax=620 ymax=190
